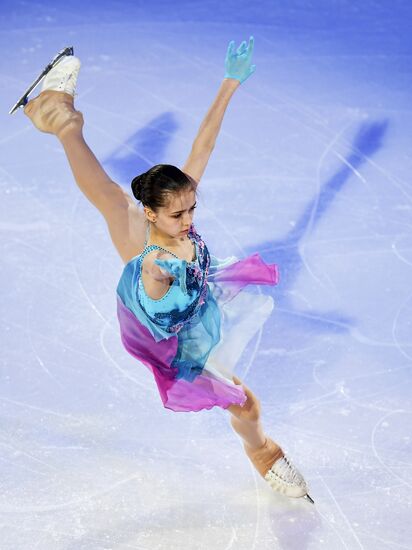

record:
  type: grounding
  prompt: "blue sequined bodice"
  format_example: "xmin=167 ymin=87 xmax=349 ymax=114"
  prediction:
xmin=119 ymin=223 xmax=211 ymax=334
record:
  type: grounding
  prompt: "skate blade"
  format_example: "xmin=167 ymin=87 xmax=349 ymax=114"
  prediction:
xmin=303 ymin=493 xmax=315 ymax=504
xmin=9 ymin=46 xmax=74 ymax=115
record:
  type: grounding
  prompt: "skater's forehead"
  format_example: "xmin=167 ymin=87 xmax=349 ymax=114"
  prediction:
xmin=165 ymin=189 xmax=196 ymax=213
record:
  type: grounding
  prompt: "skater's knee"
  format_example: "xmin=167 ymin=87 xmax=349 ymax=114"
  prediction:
xmin=244 ymin=396 xmax=261 ymax=422
xmin=229 ymin=393 xmax=261 ymax=422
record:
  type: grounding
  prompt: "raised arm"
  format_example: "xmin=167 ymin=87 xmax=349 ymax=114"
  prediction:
xmin=182 ymin=36 xmax=256 ymax=183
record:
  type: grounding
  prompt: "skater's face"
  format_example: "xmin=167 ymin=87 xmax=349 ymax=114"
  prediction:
xmin=145 ymin=188 xmax=197 ymax=238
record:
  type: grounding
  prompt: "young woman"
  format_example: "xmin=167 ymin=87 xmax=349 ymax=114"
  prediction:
xmin=20 ymin=37 xmax=313 ymax=503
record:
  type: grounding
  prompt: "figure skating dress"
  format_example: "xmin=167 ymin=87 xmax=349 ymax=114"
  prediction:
xmin=116 ymin=223 xmax=279 ymax=412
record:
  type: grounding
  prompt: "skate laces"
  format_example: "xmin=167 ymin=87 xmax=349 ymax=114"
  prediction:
xmin=265 ymin=455 xmax=306 ymax=487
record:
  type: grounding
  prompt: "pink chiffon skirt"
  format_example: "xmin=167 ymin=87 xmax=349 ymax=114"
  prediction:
xmin=116 ymin=252 xmax=279 ymax=412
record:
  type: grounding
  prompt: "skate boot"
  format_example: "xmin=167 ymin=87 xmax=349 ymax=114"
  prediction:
xmin=9 ymin=46 xmax=74 ymax=115
xmin=22 ymin=55 xmax=83 ymax=138
xmin=40 ymin=55 xmax=81 ymax=96
xmin=244 ymin=437 xmax=314 ymax=504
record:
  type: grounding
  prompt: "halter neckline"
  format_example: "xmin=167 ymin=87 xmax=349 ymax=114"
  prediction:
xmin=143 ymin=222 xmax=197 ymax=264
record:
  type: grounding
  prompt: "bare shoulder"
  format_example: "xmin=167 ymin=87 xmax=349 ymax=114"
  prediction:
xmin=98 ymin=185 xmax=148 ymax=264
xmin=141 ymin=249 xmax=175 ymax=281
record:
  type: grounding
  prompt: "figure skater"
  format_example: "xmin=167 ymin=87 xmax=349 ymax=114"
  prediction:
xmin=18 ymin=37 xmax=314 ymax=503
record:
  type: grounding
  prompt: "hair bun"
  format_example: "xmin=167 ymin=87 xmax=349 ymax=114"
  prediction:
xmin=131 ymin=174 xmax=143 ymax=201
xmin=130 ymin=164 xmax=197 ymax=210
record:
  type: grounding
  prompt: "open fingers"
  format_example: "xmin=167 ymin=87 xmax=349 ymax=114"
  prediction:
xmin=236 ymin=40 xmax=247 ymax=55
xmin=226 ymin=40 xmax=235 ymax=58
xmin=227 ymin=36 xmax=254 ymax=59
xmin=247 ymin=35 xmax=254 ymax=56
xmin=235 ymin=36 xmax=254 ymax=57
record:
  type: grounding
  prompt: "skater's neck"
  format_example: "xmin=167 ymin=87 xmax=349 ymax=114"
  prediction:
xmin=147 ymin=221 xmax=189 ymax=248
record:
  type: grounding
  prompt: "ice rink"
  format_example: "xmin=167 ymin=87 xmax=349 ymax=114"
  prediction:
xmin=1 ymin=1 xmax=412 ymax=548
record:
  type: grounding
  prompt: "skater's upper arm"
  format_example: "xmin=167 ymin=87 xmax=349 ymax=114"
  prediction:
xmin=96 ymin=183 xmax=148 ymax=263
xmin=181 ymin=145 xmax=213 ymax=184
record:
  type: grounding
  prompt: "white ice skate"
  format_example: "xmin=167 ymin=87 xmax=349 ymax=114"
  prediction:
xmin=244 ymin=437 xmax=315 ymax=504
xmin=264 ymin=454 xmax=315 ymax=504
xmin=8 ymin=46 xmax=75 ymax=114
xmin=40 ymin=55 xmax=81 ymax=96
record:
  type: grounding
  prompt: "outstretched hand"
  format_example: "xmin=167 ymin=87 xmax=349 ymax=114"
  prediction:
xmin=224 ymin=36 xmax=256 ymax=84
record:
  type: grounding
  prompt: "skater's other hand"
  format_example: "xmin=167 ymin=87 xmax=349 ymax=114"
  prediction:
xmin=224 ymin=36 xmax=256 ymax=84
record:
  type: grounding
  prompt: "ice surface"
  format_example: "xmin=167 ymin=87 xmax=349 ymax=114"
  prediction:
xmin=1 ymin=1 xmax=412 ymax=548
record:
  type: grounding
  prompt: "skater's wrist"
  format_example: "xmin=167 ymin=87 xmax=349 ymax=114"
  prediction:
xmin=222 ymin=78 xmax=241 ymax=91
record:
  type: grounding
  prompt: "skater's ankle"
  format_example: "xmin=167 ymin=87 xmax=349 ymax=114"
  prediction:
xmin=24 ymin=90 xmax=83 ymax=138
xmin=244 ymin=436 xmax=268 ymax=452
xmin=245 ymin=437 xmax=284 ymax=459
xmin=244 ymin=438 xmax=285 ymax=478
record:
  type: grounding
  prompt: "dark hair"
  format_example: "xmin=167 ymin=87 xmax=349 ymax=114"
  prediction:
xmin=131 ymin=164 xmax=198 ymax=211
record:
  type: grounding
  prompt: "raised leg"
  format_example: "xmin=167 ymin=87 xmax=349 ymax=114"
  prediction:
xmin=22 ymin=56 xmax=145 ymax=265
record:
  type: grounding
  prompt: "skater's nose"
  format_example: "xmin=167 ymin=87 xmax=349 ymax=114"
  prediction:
xmin=181 ymin=212 xmax=191 ymax=226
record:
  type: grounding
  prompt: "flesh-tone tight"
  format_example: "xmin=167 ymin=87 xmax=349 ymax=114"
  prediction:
xmin=227 ymin=376 xmax=284 ymax=477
